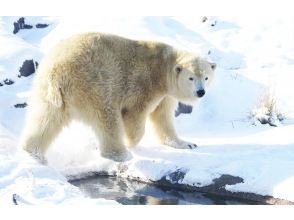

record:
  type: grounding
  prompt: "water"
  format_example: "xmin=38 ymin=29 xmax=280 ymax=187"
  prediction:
xmin=70 ymin=176 xmax=259 ymax=205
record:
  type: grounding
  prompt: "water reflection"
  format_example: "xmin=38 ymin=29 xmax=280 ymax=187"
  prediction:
xmin=70 ymin=176 xmax=258 ymax=205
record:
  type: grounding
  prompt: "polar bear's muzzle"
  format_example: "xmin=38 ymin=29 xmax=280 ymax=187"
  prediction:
xmin=195 ymin=89 xmax=205 ymax=98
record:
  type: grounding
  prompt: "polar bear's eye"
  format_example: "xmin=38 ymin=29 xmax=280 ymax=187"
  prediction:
xmin=176 ymin=66 xmax=182 ymax=73
xmin=205 ymin=77 xmax=208 ymax=80
xmin=189 ymin=77 xmax=194 ymax=81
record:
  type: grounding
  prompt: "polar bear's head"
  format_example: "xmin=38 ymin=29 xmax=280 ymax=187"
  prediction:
xmin=170 ymin=55 xmax=216 ymax=104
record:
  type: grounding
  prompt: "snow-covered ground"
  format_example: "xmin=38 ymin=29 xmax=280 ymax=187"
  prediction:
xmin=1 ymin=16 xmax=294 ymax=204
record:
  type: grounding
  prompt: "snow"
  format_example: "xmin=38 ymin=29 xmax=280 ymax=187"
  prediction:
xmin=1 ymin=16 xmax=294 ymax=204
xmin=0 ymin=124 xmax=118 ymax=205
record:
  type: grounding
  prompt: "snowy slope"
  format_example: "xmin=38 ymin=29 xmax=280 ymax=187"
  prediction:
xmin=0 ymin=124 xmax=118 ymax=205
xmin=1 ymin=16 xmax=294 ymax=204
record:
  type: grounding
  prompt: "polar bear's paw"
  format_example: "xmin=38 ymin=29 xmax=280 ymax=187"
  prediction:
xmin=165 ymin=138 xmax=198 ymax=150
xmin=101 ymin=149 xmax=133 ymax=162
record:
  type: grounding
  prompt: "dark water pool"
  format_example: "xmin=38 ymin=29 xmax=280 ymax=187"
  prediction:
xmin=70 ymin=176 xmax=259 ymax=205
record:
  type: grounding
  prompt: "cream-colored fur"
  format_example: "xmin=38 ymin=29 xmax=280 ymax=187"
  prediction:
xmin=20 ymin=32 xmax=216 ymax=163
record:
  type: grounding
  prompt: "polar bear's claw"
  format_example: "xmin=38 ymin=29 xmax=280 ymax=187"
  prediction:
xmin=165 ymin=138 xmax=198 ymax=150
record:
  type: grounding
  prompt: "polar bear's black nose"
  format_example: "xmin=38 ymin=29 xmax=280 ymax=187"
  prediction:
xmin=196 ymin=89 xmax=205 ymax=97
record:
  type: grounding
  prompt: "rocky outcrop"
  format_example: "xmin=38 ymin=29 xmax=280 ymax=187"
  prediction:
xmin=19 ymin=60 xmax=37 ymax=77
xmin=154 ymin=171 xmax=293 ymax=205
xmin=13 ymin=17 xmax=49 ymax=34
xmin=14 ymin=103 xmax=27 ymax=108
xmin=175 ymin=102 xmax=193 ymax=117
xmin=36 ymin=23 xmax=49 ymax=28
xmin=13 ymin=17 xmax=33 ymax=34
xmin=3 ymin=79 xmax=14 ymax=85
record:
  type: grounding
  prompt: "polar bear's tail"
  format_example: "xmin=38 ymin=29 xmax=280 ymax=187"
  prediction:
xmin=46 ymin=76 xmax=64 ymax=108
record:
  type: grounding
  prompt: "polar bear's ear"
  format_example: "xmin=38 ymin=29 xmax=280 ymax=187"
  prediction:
xmin=210 ymin=63 xmax=217 ymax=70
xmin=175 ymin=65 xmax=182 ymax=74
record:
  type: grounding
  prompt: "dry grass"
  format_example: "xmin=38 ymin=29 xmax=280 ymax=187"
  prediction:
xmin=251 ymin=89 xmax=285 ymax=127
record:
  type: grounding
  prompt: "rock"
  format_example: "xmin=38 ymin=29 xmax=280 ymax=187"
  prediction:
xmin=19 ymin=60 xmax=36 ymax=77
xmin=0 ymin=82 xmax=3 ymax=86
xmin=23 ymin=24 xmax=33 ymax=29
xmin=211 ymin=20 xmax=217 ymax=27
xmin=175 ymin=102 xmax=193 ymax=117
xmin=13 ymin=17 xmax=33 ymax=34
xmin=36 ymin=23 xmax=49 ymax=28
xmin=255 ymin=113 xmax=281 ymax=127
xmin=202 ymin=16 xmax=208 ymax=23
xmin=13 ymin=22 xmax=20 ymax=34
xmin=153 ymin=172 xmax=291 ymax=204
xmin=14 ymin=103 xmax=27 ymax=108
xmin=12 ymin=194 xmax=18 ymax=205
xmin=158 ymin=168 xmax=188 ymax=184
xmin=3 ymin=79 xmax=14 ymax=85
xmin=209 ymin=175 xmax=244 ymax=190
xmin=17 ymin=17 xmax=25 ymax=27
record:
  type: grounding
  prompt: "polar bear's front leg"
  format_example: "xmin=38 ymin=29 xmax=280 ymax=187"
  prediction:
xmin=149 ymin=97 xmax=198 ymax=150
xmin=92 ymin=109 xmax=132 ymax=162
xmin=122 ymin=109 xmax=146 ymax=148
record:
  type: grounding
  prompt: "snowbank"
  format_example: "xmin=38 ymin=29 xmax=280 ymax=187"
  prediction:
xmin=0 ymin=124 xmax=118 ymax=205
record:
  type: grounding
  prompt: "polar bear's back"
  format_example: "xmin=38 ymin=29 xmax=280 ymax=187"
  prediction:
xmin=32 ymin=32 xmax=174 ymax=112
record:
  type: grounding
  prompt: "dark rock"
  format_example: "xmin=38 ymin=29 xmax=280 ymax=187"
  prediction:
xmin=167 ymin=169 xmax=186 ymax=183
xmin=13 ymin=17 xmax=33 ymax=34
xmin=12 ymin=194 xmax=18 ymax=205
xmin=154 ymin=173 xmax=293 ymax=204
xmin=277 ymin=113 xmax=285 ymax=122
xmin=0 ymin=82 xmax=3 ymax=86
xmin=23 ymin=24 xmax=33 ymax=29
xmin=259 ymin=117 xmax=269 ymax=125
xmin=19 ymin=60 xmax=36 ymax=77
xmin=202 ymin=16 xmax=208 ymax=23
xmin=211 ymin=20 xmax=217 ymax=27
xmin=12 ymin=193 xmax=32 ymax=205
xmin=36 ymin=23 xmax=49 ymax=28
xmin=13 ymin=22 xmax=20 ymax=34
xmin=14 ymin=103 xmax=27 ymax=108
xmin=159 ymin=169 xmax=188 ymax=184
xmin=257 ymin=117 xmax=278 ymax=127
xmin=18 ymin=17 xmax=25 ymax=26
xmin=208 ymin=175 xmax=244 ymax=190
xmin=4 ymin=79 xmax=14 ymax=85
xmin=13 ymin=17 xmax=25 ymax=34
xmin=175 ymin=102 xmax=193 ymax=117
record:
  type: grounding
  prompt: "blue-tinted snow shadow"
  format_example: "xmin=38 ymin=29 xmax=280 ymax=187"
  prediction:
xmin=206 ymin=19 xmax=239 ymax=32
xmin=143 ymin=16 xmax=208 ymax=43
xmin=143 ymin=16 xmax=246 ymax=70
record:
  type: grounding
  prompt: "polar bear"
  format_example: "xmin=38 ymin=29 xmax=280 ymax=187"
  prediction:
xmin=20 ymin=32 xmax=216 ymax=163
